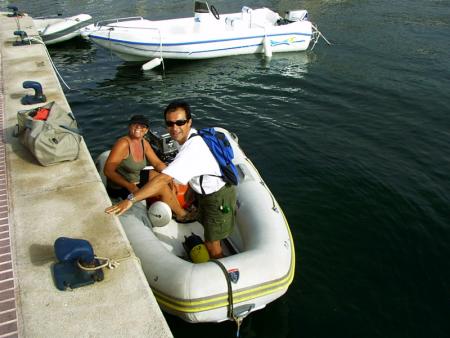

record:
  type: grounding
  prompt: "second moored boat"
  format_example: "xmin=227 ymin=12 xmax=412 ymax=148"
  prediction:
xmin=83 ymin=1 xmax=326 ymax=69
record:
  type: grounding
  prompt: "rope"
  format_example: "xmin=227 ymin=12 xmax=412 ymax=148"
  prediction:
xmin=158 ymin=28 xmax=165 ymax=71
xmin=10 ymin=11 xmax=72 ymax=90
xmin=210 ymin=259 xmax=234 ymax=318
xmin=27 ymin=36 xmax=72 ymax=90
xmin=108 ymin=27 xmax=114 ymax=60
xmin=311 ymin=23 xmax=331 ymax=50
xmin=210 ymin=259 xmax=244 ymax=337
xmin=77 ymin=252 xmax=141 ymax=271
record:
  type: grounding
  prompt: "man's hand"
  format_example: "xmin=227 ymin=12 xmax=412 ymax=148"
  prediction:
xmin=105 ymin=199 xmax=133 ymax=216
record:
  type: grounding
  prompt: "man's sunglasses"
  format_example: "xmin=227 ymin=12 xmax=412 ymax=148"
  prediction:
xmin=165 ymin=119 xmax=189 ymax=127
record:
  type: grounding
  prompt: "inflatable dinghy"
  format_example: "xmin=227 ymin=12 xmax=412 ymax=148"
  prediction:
xmin=96 ymin=127 xmax=295 ymax=324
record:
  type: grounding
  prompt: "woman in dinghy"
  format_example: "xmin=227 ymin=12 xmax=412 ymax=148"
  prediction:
xmin=104 ymin=115 xmax=186 ymax=217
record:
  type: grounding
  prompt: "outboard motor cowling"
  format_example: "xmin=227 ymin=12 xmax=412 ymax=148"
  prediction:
xmin=285 ymin=10 xmax=308 ymax=22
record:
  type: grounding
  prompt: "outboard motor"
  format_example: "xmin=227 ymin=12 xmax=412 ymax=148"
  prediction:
xmin=285 ymin=10 xmax=308 ymax=22
xmin=146 ymin=126 xmax=178 ymax=163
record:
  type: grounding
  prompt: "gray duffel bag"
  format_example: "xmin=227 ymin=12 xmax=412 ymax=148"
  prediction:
xmin=16 ymin=101 xmax=82 ymax=166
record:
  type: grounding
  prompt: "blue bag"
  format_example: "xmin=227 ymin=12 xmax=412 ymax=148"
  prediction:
xmin=191 ymin=128 xmax=239 ymax=188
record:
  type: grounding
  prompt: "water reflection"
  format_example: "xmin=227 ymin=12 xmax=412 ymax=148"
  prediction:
xmin=105 ymin=51 xmax=312 ymax=91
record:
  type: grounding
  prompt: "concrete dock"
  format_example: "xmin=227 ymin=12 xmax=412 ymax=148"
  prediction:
xmin=0 ymin=12 xmax=173 ymax=337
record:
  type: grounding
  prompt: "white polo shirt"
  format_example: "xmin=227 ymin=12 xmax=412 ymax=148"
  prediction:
xmin=162 ymin=128 xmax=225 ymax=195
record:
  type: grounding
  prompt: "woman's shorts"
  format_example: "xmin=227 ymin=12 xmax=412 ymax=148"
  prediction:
xmin=197 ymin=184 xmax=237 ymax=242
xmin=106 ymin=170 xmax=149 ymax=200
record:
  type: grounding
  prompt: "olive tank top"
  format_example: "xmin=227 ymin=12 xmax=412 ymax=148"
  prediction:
xmin=108 ymin=139 xmax=147 ymax=189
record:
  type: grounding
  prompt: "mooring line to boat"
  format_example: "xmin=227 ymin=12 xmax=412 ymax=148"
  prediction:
xmin=107 ymin=27 xmax=114 ymax=60
xmin=10 ymin=12 xmax=71 ymax=90
xmin=158 ymin=28 xmax=165 ymax=71
xmin=210 ymin=259 xmax=248 ymax=337
xmin=25 ymin=36 xmax=72 ymax=90
xmin=311 ymin=23 xmax=331 ymax=50
xmin=77 ymin=252 xmax=141 ymax=271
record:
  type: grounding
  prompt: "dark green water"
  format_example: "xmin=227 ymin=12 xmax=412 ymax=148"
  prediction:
xmin=9 ymin=0 xmax=450 ymax=337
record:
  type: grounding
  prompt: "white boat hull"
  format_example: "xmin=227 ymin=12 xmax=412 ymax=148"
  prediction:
xmin=96 ymin=128 xmax=295 ymax=323
xmin=33 ymin=14 xmax=92 ymax=45
xmin=88 ymin=6 xmax=313 ymax=61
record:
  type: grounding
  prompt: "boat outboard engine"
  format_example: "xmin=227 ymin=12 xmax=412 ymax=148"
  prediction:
xmin=285 ymin=10 xmax=308 ymax=22
xmin=146 ymin=126 xmax=178 ymax=163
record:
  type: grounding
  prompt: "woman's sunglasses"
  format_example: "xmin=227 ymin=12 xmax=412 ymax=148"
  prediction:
xmin=165 ymin=119 xmax=189 ymax=127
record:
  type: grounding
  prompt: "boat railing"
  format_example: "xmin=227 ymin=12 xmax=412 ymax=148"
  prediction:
xmin=95 ymin=16 xmax=144 ymax=27
xmin=96 ymin=23 xmax=164 ymax=33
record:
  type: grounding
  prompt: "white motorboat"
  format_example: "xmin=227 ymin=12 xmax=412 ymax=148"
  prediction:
xmin=95 ymin=127 xmax=295 ymax=324
xmin=86 ymin=1 xmax=322 ymax=66
xmin=33 ymin=13 xmax=92 ymax=45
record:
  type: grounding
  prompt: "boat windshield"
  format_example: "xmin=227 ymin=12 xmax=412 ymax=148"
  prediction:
xmin=194 ymin=1 xmax=209 ymax=13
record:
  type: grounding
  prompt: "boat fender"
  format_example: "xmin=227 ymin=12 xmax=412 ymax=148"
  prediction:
xmin=263 ymin=37 xmax=272 ymax=58
xmin=183 ymin=233 xmax=210 ymax=263
xmin=142 ymin=58 xmax=162 ymax=71
xmin=148 ymin=201 xmax=172 ymax=227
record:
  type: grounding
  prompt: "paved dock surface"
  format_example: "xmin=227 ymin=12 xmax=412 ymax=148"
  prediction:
xmin=0 ymin=12 xmax=173 ymax=337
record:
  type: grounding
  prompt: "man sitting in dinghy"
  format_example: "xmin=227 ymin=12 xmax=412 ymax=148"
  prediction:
xmin=104 ymin=115 xmax=187 ymax=218
xmin=106 ymin=101 xmax=237 ymax=259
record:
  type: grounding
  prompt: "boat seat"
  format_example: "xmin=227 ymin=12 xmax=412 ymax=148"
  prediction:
xmin=225 ymin=16 xmax=248 ymax=30
xmin=250 ymin=8 xmax=281 ymax=28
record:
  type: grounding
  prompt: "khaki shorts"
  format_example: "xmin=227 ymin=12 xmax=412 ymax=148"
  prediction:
xmin=197 ymin=184 xmax=237 ymax=242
